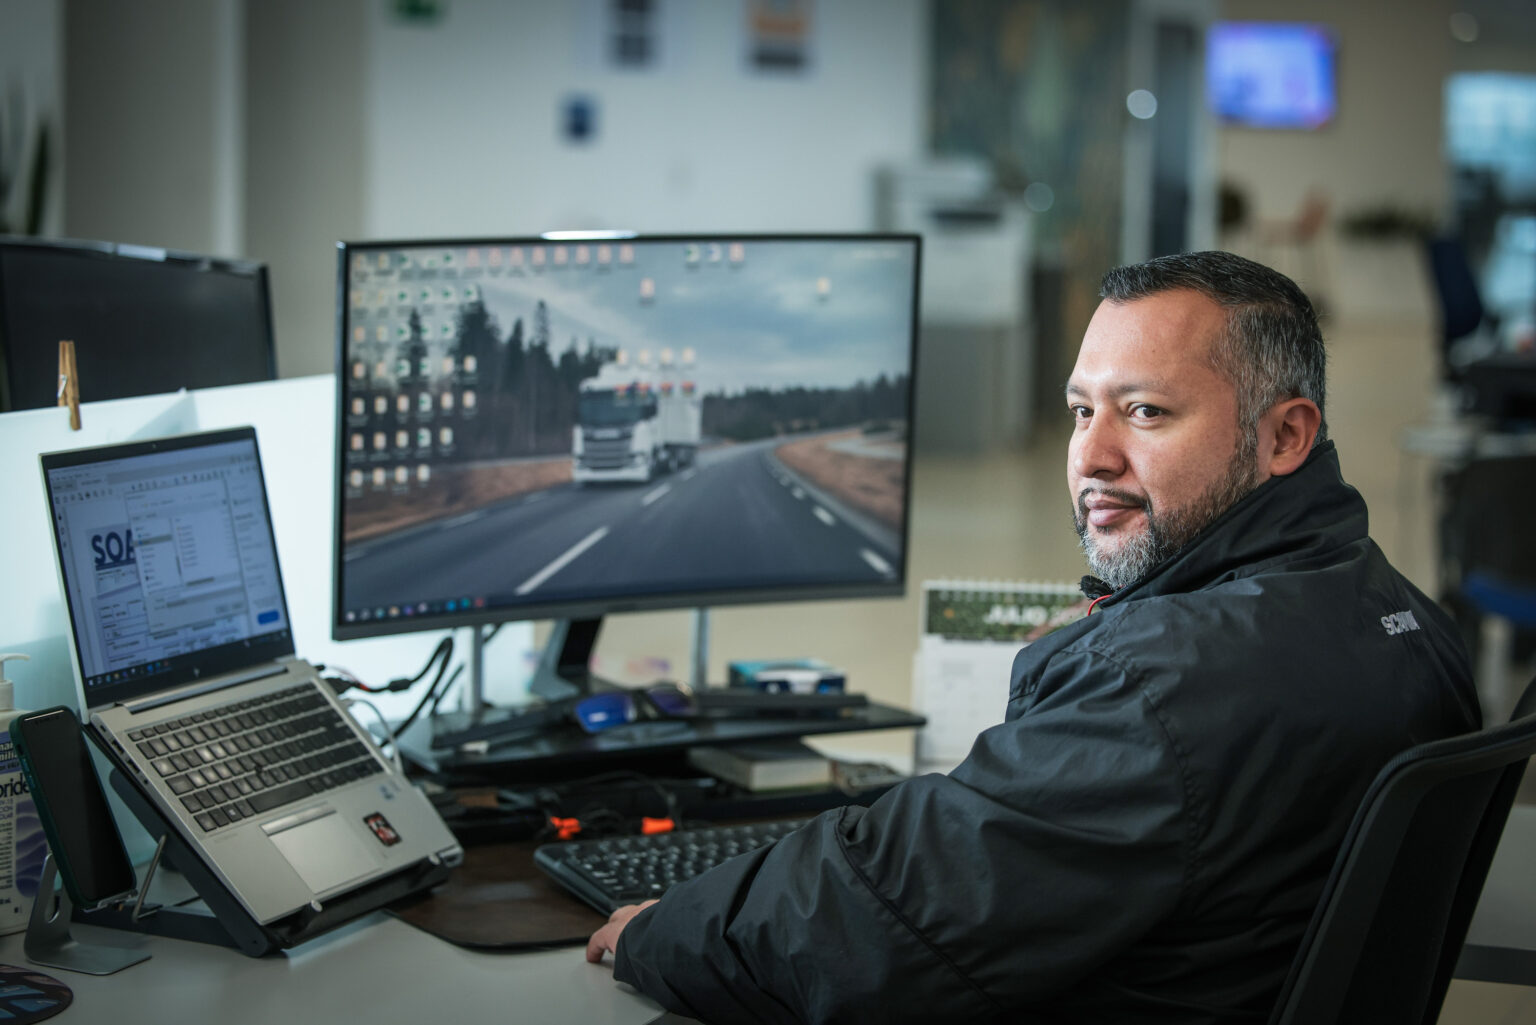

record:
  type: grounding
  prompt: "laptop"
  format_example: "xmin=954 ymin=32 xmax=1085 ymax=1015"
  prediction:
xmin=40 ymin=426 xmax=463 ymax=928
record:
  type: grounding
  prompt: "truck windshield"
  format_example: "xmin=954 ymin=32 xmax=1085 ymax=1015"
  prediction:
xmin=579 ymin=390 xmax=655 ymax=427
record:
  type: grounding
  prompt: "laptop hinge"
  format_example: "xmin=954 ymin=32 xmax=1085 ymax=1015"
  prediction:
xmin=121 ymin=664 xmax=291 ymax=714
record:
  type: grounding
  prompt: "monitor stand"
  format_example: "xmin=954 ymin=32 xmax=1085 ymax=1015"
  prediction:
xmin=426 ymin=617 xmax=618 ymax=751
xmin=425 ymin=609 xmax=713 ymax=752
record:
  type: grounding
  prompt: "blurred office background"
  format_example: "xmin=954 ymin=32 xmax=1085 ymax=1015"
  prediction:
xmin=4 ymin=3 xmax=1536 ymax=1012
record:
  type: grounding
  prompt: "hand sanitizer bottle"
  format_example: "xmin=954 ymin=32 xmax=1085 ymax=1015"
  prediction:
xmin=0 ymin=654 xmax=45 ymax=935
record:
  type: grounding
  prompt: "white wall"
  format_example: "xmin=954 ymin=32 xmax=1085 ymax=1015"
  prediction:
xmin=1216 ymin=0 xmax=1456 ymax=323
xmin=361 ymin=0 xmax=926 ymax=239
xmin=62 ymin=0 xmax=243 ymax=255
xmin=239 ymin=0 xmax=928 ymax=378
xmin=244 ymin=0 xmax=369 ymax=379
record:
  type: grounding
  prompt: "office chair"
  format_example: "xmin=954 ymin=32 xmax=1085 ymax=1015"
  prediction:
xmin=1438 ymin=453 xmax=1536 ymax=717
xmin=1267 ymin=674 xmax=1536 ymax=1025
xmin=1425 ymin=234 xmax=1499 ymax=379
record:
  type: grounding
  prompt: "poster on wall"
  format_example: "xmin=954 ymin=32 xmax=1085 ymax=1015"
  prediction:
xmin=573 ymin=0 xmax=689 ymax=73
xmin=747 ymin=0 xmax=811 ymax=73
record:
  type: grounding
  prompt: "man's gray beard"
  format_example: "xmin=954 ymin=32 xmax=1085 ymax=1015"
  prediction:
xmin=1075 ymin=431 xmax=1261 ymax=591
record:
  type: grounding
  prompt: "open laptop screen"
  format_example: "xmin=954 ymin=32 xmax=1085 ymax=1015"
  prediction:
xmin=41 ymin=427 xmax=295 ymax=709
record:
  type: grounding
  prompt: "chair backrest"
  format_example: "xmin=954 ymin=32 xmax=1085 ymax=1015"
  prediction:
xmin=1425 ymin=235 xmax=1486 ymax=351
xmin=1268 ymin=675 xmax=1536 ymax=1025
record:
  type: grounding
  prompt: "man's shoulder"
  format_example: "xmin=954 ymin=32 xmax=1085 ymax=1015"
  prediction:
xmin=1015 ymin=539 xmax=1470 ymax=723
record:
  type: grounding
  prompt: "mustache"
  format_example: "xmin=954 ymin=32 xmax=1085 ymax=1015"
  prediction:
xmin=1075 ymin=486 xmax=1150 ymax=521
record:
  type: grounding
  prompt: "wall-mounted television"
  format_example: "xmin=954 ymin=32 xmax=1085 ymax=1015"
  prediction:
xmin=1207 ymin=22 xmax=1336 ymax=130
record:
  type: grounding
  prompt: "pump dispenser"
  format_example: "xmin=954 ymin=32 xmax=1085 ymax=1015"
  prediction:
xmin=0 ymin=653 xmax=45 ymax=935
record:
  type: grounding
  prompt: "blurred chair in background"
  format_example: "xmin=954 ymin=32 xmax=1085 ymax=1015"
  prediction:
xmin=1254 ymin=190 xmax=1332 ymax=315
xmin=1438 ymin=453 xmax=1536 ymax=719
xmin=1425 ymin=234 xmax=1502 ymax=380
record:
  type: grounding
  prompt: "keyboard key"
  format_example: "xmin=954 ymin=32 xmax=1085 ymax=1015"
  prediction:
xmin=167 ymin=775 xmax=194 ymax=795
xmin=196 ymin=813 xmax=217 ymax=831
xmin=247 ymin=779 xmax=318 ymax=814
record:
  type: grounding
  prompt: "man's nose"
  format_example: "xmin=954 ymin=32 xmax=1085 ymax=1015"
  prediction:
xmin=1072 ymin=416 xmax=1127 ymax=480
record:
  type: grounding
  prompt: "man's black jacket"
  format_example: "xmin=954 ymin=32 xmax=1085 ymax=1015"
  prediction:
xmin=614 ymin=443 xmax=1479 ymax=1024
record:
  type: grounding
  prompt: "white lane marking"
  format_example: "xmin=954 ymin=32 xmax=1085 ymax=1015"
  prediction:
xmin=641 ymin=483 xmax=672 ymax=507
xmin=791 ymin=487 xmax=806 ymax=500
xmin=515 ymin=526 xmax=610 ymax=595
xmin=522 ymin=491 xmax=548 ymax=504
xmin=682 ymin=470 xmax=698 ymax=482
xmin=812 ymin=506 xmax=836 ymax=526
xmin=343 ymin=547 xmax=369 ymax=562
xmin=860 ymin=548 xmax=894 ymax=576
xmin=441 ymin=509 xmax=488 ymax=529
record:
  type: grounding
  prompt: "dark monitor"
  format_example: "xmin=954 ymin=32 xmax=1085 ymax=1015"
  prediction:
xmin=332 ymin=233 xmax=921 ymax=703
xmin=0 ymin=236 xmax=276 ymax=411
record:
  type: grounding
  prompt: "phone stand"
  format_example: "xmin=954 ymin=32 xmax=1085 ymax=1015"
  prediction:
xmin=24 ymin=854 xmax=151 ymax=975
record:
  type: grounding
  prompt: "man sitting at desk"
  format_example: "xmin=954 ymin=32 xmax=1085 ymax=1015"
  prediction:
xmin=585 ymin=251 xmax=1480 ymax=1024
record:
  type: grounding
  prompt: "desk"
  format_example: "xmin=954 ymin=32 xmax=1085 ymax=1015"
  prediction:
xmin=7 ymin=804 xmax=1529 ymax=1023
xmin=1457 ymin=803 xmax=1536 ymax=985
xmin=0 ymin=913 xmax=664 ymax=1025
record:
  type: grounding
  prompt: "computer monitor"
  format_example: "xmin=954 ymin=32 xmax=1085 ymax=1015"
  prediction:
xmin=0 ymin=236 xmax=276 ymax=411
xmin=332 ymin=233 xmax=921 ymax=704
xmin=1206 ymin=22 xmax=1337 ymax=130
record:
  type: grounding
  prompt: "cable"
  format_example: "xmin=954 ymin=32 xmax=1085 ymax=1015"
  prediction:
xmin=320 ymin=635 xmax=456 ymax=697
xmin=428 ymin=664 xmax=465 ymax=719
xmin=390 ymin=637 xmax=457 ymax=739
xmin=342 ymin=696 xmax=406 ymax=775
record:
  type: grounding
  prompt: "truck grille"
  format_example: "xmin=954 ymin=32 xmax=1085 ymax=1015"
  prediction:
xmin=582 ymin=432 xmax=635 ymax=469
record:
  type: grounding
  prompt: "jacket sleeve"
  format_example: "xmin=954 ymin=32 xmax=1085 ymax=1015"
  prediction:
xmin=612 ymin=648 xmax=1196 ymax=1025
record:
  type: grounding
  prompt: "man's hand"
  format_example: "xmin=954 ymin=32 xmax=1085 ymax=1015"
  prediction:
xmin=585 ymin=899 xmax=660 ymax=964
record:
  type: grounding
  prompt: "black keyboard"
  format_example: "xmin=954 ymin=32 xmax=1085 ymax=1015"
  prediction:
xmin=535 ymin=820 xmax=807 ymax=914
xmin=127 ymin=684 xmax=384 ymax=833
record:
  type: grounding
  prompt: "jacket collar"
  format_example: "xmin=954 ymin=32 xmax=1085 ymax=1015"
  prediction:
xmin=1088 ymin=441 xmax=1368 ymax=611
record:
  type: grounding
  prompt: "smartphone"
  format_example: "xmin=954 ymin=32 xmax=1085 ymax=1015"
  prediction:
xmin=12 ymin=706 xmax=138 ymax=910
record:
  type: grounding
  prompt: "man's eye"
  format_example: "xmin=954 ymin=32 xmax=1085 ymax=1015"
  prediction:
xmin=1130 ymin=404 xmax=1164 ymax=420
xmin=1069 ymin=405 xmax=1091 ymax=421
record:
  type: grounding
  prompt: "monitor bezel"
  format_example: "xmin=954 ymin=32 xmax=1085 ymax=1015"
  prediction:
xmin=0 ymin=234 xmax=276 ymax=411
xmin=330 ymin=231 xmax=922 ymax=642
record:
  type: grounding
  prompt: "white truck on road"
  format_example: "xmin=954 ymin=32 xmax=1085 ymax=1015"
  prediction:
xmin=572 ymin=349 xmax=702 ymax=484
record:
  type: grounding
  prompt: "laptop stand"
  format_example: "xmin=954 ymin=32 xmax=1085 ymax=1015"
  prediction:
xmin=81 ymin=767 xmax=453 ymax=957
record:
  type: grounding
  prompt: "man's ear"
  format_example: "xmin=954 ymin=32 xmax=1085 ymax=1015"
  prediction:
xmin=1262 ymin=398 xmax=1322 ymax=477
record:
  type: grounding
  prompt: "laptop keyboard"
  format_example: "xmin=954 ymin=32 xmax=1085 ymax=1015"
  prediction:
xmin=128 ymin=684 xmax=384 ymax=832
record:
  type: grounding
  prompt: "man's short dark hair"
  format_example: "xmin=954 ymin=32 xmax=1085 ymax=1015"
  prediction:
xmin=1099 ymin=251 xmax=1328 ymax=445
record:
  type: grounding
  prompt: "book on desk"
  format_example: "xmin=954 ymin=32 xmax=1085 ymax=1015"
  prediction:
xmin=686 ymin=739 xmax=833 ymax=792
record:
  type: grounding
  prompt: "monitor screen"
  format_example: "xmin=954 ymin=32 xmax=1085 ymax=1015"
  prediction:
xmin=0 ymin=237 xmax=276 ymax=411
xmin=332 ymin=234 xmax=921 ymax=641
xmin=1206 ymin=22 xmax=1336 ymax=130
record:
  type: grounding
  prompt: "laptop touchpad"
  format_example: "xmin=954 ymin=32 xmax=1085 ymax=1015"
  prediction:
xmin=267 ymin=810 xmax=377 ymax=894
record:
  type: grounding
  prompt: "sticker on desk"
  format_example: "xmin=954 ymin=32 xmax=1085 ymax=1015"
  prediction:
xmin=365 ymin=812 xmax=401 ymax=846
xmin=0 ymin=966 xmax=72 ymax=1023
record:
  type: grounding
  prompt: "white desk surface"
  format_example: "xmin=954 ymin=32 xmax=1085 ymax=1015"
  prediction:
xmin=4 ymin=804 xmax=1531 ymax=1022
xmin=0 ymin=912 xmax=665 ymax=1025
